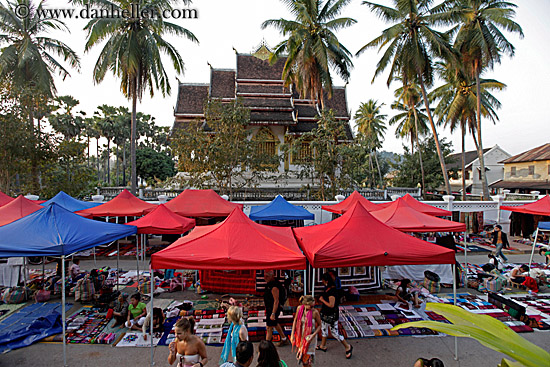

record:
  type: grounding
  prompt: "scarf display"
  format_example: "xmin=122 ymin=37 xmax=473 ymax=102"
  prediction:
xmin=290 ymin=305 xmax=313 ymax=359
xmin=220 ymin=322 xmax=242 ymax=364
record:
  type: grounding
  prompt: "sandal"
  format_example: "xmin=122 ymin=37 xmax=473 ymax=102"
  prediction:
xmin=315 ymin=345 xmax=327 ymax=352
xmin=345 ymin=345 xmax=353 ymax=359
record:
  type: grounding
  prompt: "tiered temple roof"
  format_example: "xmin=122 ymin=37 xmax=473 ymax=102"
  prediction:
xmin=173 ymin=45 xmax=353 ymax=140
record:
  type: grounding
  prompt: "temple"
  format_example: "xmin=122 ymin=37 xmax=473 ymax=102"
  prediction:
xmin=172 ymin=43 xmax=354 ymax=188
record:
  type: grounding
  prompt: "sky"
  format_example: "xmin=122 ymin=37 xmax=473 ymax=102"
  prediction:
xmin=42 ymin=0 xmax=550 ymax=157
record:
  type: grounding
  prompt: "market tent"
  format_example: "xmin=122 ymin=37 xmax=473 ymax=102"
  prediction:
xmin=0 ymin=195 xmax=43 ymax=226
xmin=249 ymin=195 xmax=314 ymax=221
xmin=126 ymin=204 xmax=195 ymax=234
xmin=0 ymin=203 xmax=136 ymax=366
xmin=539 ymin=222 xmax=550 ymax=230
xmin=164 ymin=189 xmax=243 ymax=218
xmin=77 ymin=189 xmax=157 ymax=218
xmin=0 ymin=203 xmax=137 ymax=257
xmin=293 ymin=201 xmax=456 ymax=268
xmin=528 ymin=220 xmax=550 ymax=267
xmin=501 ymin=195 xmax=550 ymax=216
xmin=321 ymin=190 xmax=382 ymax=214
xmin=400 ymin=194 xmax=452 ymax=216
xmin=41 ymin=191 xmax=101 ymax=212
xmin=371 ymin=198 xmax=466 ymax=232
xmin=151 ymin=208 xmax=306 ymax=270
xmin=0 ymin=191 xmax=14 ymax=207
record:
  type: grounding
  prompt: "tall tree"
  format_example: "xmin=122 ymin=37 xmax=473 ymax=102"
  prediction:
xmin=48 ymin=96 xmax=85 ymax=140
xmin=430 ymin=60 xmax=505 ymax=199
xmin=83 ymin=0 xmax=198 ymax=194
xmin=357 ymin=0 xmax=456 ymax=194
xmin=440 ymin=0 xmax=523 ymax=199
xmin=95 ymin=105 xmax=118 ymax=184
xmin=354 ymin=100 xmax=387 ymax=186
xmin=262 ymin=0 xmax=355 ymax=108
xmin=0 ymin=0 xmax=80 ymax=191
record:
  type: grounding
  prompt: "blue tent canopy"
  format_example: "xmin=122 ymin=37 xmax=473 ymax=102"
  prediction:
xmin=249 ymin=195 xmax=315 ymax=221
xmin=539 ymin=222 xmax=550 ymax=230
xmin=41 ymin=191 xmax=102 ymax=212
xmin=0 ymin=203 xmax=137 ymax=257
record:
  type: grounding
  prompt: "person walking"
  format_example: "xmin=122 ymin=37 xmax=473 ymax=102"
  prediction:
xmin=316 ymin=273 xmax=353 ymax=359
xmin=220 ymin=306 xmax=249 ymax=364
xmin=263 ymin=270 xmax=289 ymax=346
xmin=290 ymin=295 xmax=321 ymax=367
xmin=492 ymin=225 xmax=509 ymax=262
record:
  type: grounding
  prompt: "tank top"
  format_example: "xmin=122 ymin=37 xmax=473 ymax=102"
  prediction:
xmin=176 ymin=353 xmax=200 ymax=367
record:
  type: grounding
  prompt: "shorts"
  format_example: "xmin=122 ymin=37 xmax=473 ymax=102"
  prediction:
xmin=125 ymin=317 xmax=146 ymax=328
xmin=266 ymin=308 xmax=281 ymax=327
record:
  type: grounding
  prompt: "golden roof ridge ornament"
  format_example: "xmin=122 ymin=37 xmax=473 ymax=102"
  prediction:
xmin=252 ymin=39 xmax=272 ymax=60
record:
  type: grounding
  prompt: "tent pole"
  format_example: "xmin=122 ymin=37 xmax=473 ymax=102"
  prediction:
xmin=529 ymin=228 xmax=539 ymax=269
xmin=137 ymin=235 xmax=140 ymax=286
xmin=304 ymin=264 xmax=307 ymax=296
xmin=116 ymin=241 xmax=120 ymax=292
xmin=42 ymin=256 xmax=45 ymax=290
xmin=150 ymin=264 xmax=154 ymax=367
xmin=464 ymin=231 xmax=468 ymax=276
xmin=62 ymin=254 xmax=67 ymax=367
xmin=453 ymin=264 xmax=458 ymax=361
xmin=23 ymin=257 xmax=27 ymax=300
xmin=312 ymin=268 xmax=316 ymax=297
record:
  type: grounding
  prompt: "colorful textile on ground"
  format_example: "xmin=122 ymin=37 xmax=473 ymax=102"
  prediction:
xmin=65 ymin=307 xmax=120 ymax=344
xmin=506 ymin=294 xmax=550 ymax=330
xmin=115 ymin=332 xmax=160 ymax=347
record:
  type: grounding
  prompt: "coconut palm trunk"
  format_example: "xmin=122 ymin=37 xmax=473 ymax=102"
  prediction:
xmin=131 ymin=83 xmax=138 ymax=195
xmin=461 ymin=121 xmax=466 ymax=201
xmin=475 ymin=71 xmax=490 ymax=200
xmin=412 ymin=107 xmax=425 ymax=193
xmin=418 ymin=76 xmax=451 ymax=195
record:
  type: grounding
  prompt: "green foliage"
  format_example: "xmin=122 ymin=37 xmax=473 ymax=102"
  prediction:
xmin=393 ymin=136 xmax=454 ymax=191
xmin=49 ymin=96 xmax=85 ymax=140
xmin=262 ymin=0 xmax=355 ymax=107
xmin=392 ymin=303 xmax=550 ymax=367
xmin=171 ymin=99 xmax=280 ymax=197
xmin=136 ymin=147 xmax=175 ymax=185
xmin=41 ymin=140 xmax=95 ymax=198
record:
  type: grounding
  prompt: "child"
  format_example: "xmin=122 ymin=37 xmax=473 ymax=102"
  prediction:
xmin=142 ymin=307 xmax=165 ymax=340
xmin=396 ymin=279 xmax=421 ymax=309
xmin=290 ymin=295 xmax=322 ymax=367
xmin=125 ymin=293 xmax=147 ymax=330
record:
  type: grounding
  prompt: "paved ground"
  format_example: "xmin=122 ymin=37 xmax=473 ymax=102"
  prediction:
xmin=2 ymin=253 xmax=549 ymax=367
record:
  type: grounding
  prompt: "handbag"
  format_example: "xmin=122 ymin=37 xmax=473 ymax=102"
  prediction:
xmin=321 ymin=312 xmax=338 ymax=324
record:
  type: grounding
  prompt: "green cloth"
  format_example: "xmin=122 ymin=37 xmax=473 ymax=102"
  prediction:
xmin=128 ymin=302 xmax=147 ymax=319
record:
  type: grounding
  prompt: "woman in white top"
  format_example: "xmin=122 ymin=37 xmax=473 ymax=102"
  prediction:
xmin=168 ymin=317 xmax=208 ymax=367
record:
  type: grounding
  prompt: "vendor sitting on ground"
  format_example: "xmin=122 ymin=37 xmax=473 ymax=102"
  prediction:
xmin=111 ymin=293 xmax=129 ymax=327
xmin=126 ymin=293 xmax=148 ymax=330
xmin=509 ymin=265 xmax=530 ymax=284
xmin=539 ymin=248 xmax=550 ymax=268
xmin=142 ymin=307 xmax=165 ymax=340
xmin=69 ymin=259 xmax=86 ymax=282
xmin=395 ymin=279 xmax=421 ymax=309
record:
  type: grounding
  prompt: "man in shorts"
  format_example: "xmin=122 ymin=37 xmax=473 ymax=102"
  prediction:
xmin=263 ymin=270 xmax=289 ymax=346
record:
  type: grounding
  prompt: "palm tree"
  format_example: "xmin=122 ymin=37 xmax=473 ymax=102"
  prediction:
xmin=83 ymin=0 xmax=198 ymax=194
xmin=441 ymin=0 xmax=523 ymax=199
xmin=354 ymin=100 xmax=387 ymax=186
xmin=389 ymin=97 xmax=428 ymax=191
xmin=0 ymin=0 xmax=80 ymax=191
xmin=262 ymin=0 xmax=355 ymax=109
xmin=392 ymin=80 xmax=428 ymax=192
xmin=430 ymin=60 xmax=505 ymax=199
xmin=357 ymin=0 xmax=456 ymax=194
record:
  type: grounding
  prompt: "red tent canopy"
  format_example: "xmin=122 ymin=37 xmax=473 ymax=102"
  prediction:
xmin=151 ymin=208 xmax=306 ymax=270
xmin=76 ymin=189 xmax=157 ymax=218
xmin=164 ymin=189 xmax=243 ymax=217
xmin=293 ymin=202 xmax=455 ymax=268
xmin=400 ymin=194 xmax=452 ymax=216
xmin=0 ymin=195 xmax=43 ymax=226
xmin=0 ymin=191 xmax=14 ymax=207
xmin=371 ymin=198 xmax=466 ymax=233
xmin=125 ymin=204 xmax=196 ymax=234
xmin=500 ymin=195 xmax=550 ymax=216
xmin=322 ymin=191 xmax=382 ymax=214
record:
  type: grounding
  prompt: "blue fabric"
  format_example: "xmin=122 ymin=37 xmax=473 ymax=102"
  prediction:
xmin=0 ymin=302 xmax=71 ymax=353
xmin=0 ymin=203 xmax=137 ymax=257
xmin=41 ymin=191 xmax=101 ymax=212
xmin=220 ymin=323 xmax=241 ymax=364
xmin=249 ymin=195 xmax=314 ymax=221
xmin=539 ymin=222 xmax=550 ymax=230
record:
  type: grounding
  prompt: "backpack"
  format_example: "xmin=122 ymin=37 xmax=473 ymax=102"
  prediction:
xmin=276 ymin=282 xmax=287 ymax=307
